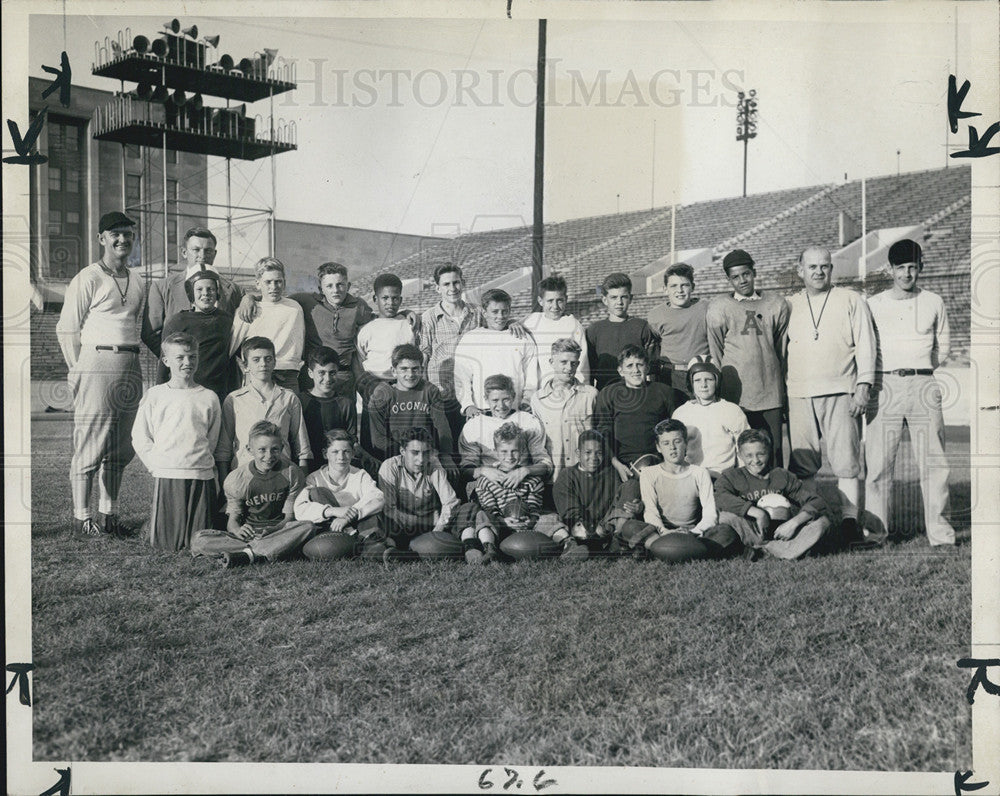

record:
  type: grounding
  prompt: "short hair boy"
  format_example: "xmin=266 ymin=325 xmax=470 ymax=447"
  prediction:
xmin=229 ymin=257 xmax=307 ymax=391
xmin=592 ymin=345 xmax=675 ymax=482
xmin=671 ymin=355 xmax=750 ymax=477
xmin=161 ymin=269 xmax=235 ymax=404
xmin=293 ymin=429 xmax=386 ymax=558
xmin=522 ymin=274 xmax=591 ymax=390
xmin=368 ymin=343 xmax=454 ymax=463
xmin=454 ymin=289 xmax=539 ymax=415
xmin=647 ymin=263 xmax=711 ymax=405
xmin=458 ymin=373 xmax=553 ymax=488
xmin=378 ymin=427 xmax=461 ymax=561
xmin=529 ymin=337 xmax=598 ymax=480
xmin=191 ymin=420 xmax=316 ymax=568
xmin=585 ymin=273 xmax=660 ymax=391
xmin=553 ymin=429 xmax=657 ymax=560
xmin=638 ymin=419 xmax=741 ymax=559
xmin=132 ymin=332 xmax=224 ymax=551
xmin=356 ymin=273 xmax=417 ymax=391
xmin=714 ymin=429 xmax=833 ymax=560
xmin=706 ymin=249 xmax=790 ymax=467
xmin=299 ymin=346 xmax=360 ymax=471
xmin=216 ymin=336 xmax=312 ymax=480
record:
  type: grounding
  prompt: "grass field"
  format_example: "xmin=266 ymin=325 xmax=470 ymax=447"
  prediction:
xmin=29 ymin=418 xmax=973 ymax=770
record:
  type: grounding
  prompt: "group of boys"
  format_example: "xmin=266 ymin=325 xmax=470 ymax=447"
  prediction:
xmin=58 ymin=210 xmax=956 ymax=570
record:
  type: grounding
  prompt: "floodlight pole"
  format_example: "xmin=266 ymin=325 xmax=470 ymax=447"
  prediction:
xmin=531 ymin=19 xmax=546 ymax=309
xmin=736 ymin=89 xmax=758 ymax=198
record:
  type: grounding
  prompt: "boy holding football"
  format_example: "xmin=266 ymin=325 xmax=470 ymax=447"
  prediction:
xmin=714 ymin=429 xmax=832 ymax=560
xmin=132 ymin=332 xmax=223 ymax=551
xmin=191 ymin=421 xmax=316 ymax=568
xmin=294 ymin=429 xmax=386 ymax=558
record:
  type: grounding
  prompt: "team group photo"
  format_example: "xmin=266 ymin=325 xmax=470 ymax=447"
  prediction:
xmin=11 ymin=2 xmax=992 ymax=788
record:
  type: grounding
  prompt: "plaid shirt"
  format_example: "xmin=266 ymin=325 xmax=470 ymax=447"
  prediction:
xmin=420 ymin=302 xmax=485 ymax=399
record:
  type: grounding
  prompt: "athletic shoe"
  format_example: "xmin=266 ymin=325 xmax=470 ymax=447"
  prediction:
xmin=843 ymin=517 xmax=883 ymax=550
xmin=382 ymin=547 xmax=409 ymax=567
xmin=482 ymin=542 xmax=498 ymax=564
xmin=742 ymin=545 xmax=765 ymax=563
xmin=465 ymin=547 xmax=484 ymax=565
xmin=560 ymin=540 xmax=589 ymax=561
xmin=74 ymin=518 xmax=102 ymax=537
xmin=221 ymin=551 xmax=252 ymax=569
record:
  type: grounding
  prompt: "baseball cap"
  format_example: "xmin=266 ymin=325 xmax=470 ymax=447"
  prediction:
xmin=99 ymin=211 xmax=136 ymax=233
xmin=887 ymin=239 xmax=922 ymax=267
xmin=722 ymin=249 xmax=755 ymax=272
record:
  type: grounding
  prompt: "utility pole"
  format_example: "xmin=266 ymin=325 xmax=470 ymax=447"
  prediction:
xmin=736 ymin=89 xmax=758 ymax=198
xmin=531 ymin=19 xmax=546 ymax=309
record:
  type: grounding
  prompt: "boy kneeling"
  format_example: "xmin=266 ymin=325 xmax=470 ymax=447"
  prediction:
xmin=714 ymin=429 xmax=833 ymax=560
xmin=294 ymin=429 xmax=386 ymax=559
xmin=192 ymin=421 xmax=316 ymax=568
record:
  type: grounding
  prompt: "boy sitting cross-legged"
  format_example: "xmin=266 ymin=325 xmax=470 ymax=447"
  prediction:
xmin=463 ymin=422 xmax=552 ymax=564
xmin=191 ymin=420 xmax=316 ymax=568
xmin=671 ymin=355 xmax=750 ymax=478
xmin=216 ymin=336 xmax=312 ymax=482
xmin=293 ymin=429 xmax=386 ymax=559
xmin=132 ymin=332 xmax=223 ymax=551
xmin=553 ymin=430 xmax=659 ymax=561
xmin=639 ymin=419 xmax=742 ymax=561
xmin=378 ymin=427 xmax=461 ymax=561
xmin=714 ymin=428 xmax=833 ymax=560
xmin=459 ymin=374 xmax=552 ymax=493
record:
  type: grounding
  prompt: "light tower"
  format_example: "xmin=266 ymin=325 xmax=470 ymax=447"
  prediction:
xmin=736 ymin=89 xmax=758 ymax=198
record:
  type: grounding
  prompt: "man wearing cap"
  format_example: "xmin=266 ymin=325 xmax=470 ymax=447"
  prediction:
xmin=785 ymin=245 xmax=878 ymax=547
xmin=865 ymin=239 xmax=955 ymax=546
xmin=142 ymin=226 xmax=245 ymax=363
xmin=57 ymin=211 xmax=146 ymax=537
xmin=706 ymin=249 xmax=790 ymax=467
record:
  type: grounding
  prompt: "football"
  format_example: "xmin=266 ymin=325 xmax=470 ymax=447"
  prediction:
xmin=757 ymin=493 xmax=793 ymax=529
xmin=647 ymin=532 xmax=710 ymax=564
xmin=410 ymin=530 xmax=464 ymax=560
xmin=500 ymin=530 xmax=562 ymax=561
xmin=302 ymin=532 xmax=357 ymax=561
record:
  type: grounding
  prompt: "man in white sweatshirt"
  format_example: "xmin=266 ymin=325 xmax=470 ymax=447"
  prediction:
xmin=785 ymin=245 xmax=878 ymax=547
xmin=865 ymin=239 xmax=955 ymax=546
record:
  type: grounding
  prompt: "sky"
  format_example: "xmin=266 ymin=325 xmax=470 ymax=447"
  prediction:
xmin=27 ymin=5 xmax=976 ymax=237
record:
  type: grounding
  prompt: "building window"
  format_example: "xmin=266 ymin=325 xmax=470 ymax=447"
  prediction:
xmin=46 ymin=116 xmax=86 ymax=279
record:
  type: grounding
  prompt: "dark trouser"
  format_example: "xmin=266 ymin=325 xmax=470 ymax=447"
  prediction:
xmin=744 ymin=407 xmax=784 ymax=469
xmin=355 ymin=372 xmax=393 ymax=454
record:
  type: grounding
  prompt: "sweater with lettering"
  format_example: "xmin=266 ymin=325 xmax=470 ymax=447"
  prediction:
xmin=369 ymin=380 xmax=453 ymax=459
xmin=713 ymin=465 xmax=826 ymax=518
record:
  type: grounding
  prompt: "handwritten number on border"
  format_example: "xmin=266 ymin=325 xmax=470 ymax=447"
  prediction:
xmin=957 ymin=658 xmax=1000 ymax=704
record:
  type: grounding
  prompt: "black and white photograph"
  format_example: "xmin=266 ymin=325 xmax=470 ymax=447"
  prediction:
xmin=4 ymin=0 xmax=999 ymax=793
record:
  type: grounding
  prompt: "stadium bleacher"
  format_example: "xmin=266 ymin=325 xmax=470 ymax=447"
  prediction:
xmin=29 ymin=164 xmax=973 ymax=383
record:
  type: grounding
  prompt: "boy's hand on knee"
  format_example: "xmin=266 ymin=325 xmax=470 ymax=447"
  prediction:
xmin=772 ymin=519 xmax=798 ymax=541
xmin=230 ymin=522 xmax=255 ymax=541
xmin=747 ymin=507 xmax=770 ymax=539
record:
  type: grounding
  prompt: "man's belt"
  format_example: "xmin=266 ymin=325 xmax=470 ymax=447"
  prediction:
xmin=95 ymin=344 xmax=140 ymax=353
xmin=877 ymin=369 xmax=933 ymax=377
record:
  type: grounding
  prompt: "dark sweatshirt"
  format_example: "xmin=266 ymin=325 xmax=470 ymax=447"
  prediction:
xmin=713 ymin=465 xmax=827 ymax=518
xmin=593 ymin=381 xmax=674 ymax=464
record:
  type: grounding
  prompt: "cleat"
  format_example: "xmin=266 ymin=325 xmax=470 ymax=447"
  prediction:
xmin=221 ymin=550 xmax=252 ymax=569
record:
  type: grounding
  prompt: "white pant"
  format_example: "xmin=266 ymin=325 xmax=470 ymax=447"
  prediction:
xmin=865 ymin=374 xmax=954 ymax=545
